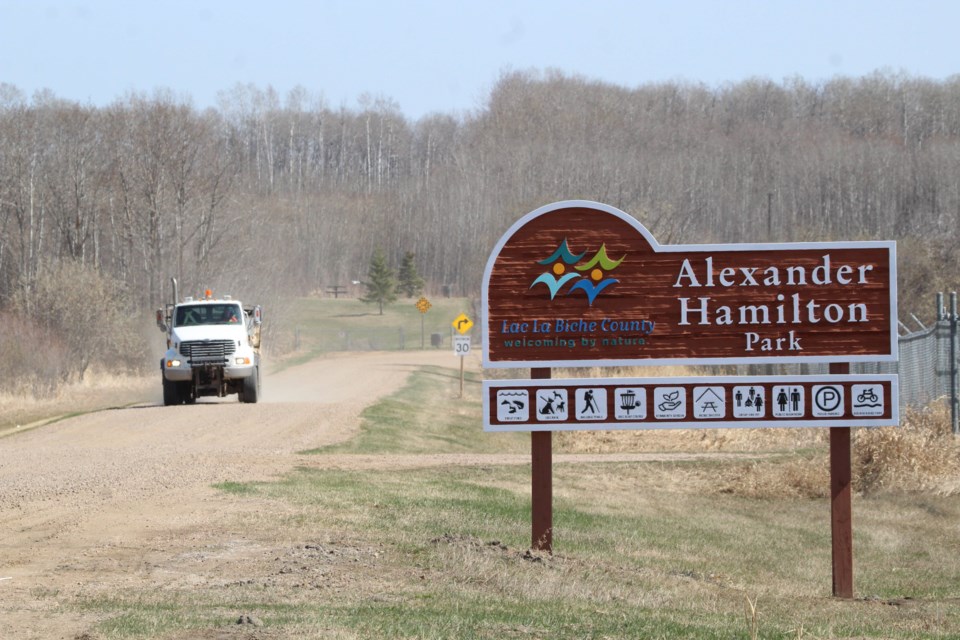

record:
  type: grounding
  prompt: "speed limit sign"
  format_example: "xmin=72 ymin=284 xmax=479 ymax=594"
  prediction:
xmin=453 ymin=335 xmax=471 ymax=357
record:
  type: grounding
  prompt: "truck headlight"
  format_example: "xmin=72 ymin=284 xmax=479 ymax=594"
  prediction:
xmin=166 ymin=359 xmax=182 ymax=367
xmin=235 ymin=357 xmax=250 ymax=365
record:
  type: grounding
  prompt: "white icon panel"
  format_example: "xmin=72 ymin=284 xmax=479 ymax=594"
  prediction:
xmin=851 ymin=384 xmax=884 ymax=417
xmin=614 ymin=388 xmax=646 ymax=420
xmin=732 ymin=386 xmax=766 ymax=418
xmin=496 ymin=389 xmax=529 ymax=422
xmin=535 ymin=389 xmax=568 ymax=421
xmin=653 ymin=387 xmax=686 ymax=420
xmin=812 ymin=385 xmax=845 ymax=418
xmin=575 ymin=388 xmax=607 ymax=421
xmin=772 ymin=385 xmax=805 ymax=418
xmin=693 ymin=386 xmax=726 ymax=419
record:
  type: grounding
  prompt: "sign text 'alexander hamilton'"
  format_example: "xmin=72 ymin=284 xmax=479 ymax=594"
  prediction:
xmin=482 ymin=202 xmax=897 ymax=368
xmin=674 ymin=254 xmax=875 ymax=352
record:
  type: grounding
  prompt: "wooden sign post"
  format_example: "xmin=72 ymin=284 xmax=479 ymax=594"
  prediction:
xmin=830 ymin=362 xmax=854 ymax=599
xmin=482 ymin=200 xmax=898 ymax=596
xmin=531 ymin=367 xmax=552 ymax=551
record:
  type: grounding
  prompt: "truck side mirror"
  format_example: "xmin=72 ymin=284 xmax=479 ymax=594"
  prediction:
xmin=156 ymin=309 xmax=168 ymax=332
xmin=253 ymin=306 xmax=263 ymax=325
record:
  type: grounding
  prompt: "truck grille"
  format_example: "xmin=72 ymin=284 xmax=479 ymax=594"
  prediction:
xmin=181 ymin=339 xmax=236 ymax=364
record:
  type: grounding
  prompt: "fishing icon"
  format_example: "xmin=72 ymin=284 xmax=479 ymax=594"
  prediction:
xmin=496 ymin=390 xmax=529 ymax=422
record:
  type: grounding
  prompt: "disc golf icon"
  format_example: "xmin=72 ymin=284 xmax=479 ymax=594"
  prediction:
xmin=615 ymin=388 xmax=645 ymax=420
xmin=619 ymin=389 xmax=639 ymax=415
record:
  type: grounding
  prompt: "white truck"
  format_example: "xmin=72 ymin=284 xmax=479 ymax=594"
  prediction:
xmin=157 ymin=280 xmax=262 ymax=405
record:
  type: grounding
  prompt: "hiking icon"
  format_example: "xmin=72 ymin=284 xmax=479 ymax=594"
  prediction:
xmin=575 ymin=388 xmax=607 ymax=421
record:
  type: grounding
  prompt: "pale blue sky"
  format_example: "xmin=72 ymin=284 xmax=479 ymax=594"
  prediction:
xmin=1 ymin=0 xmax=957 ymax=119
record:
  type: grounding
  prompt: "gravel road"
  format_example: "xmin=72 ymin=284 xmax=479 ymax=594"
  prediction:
xmin=0 ymin=350 xmax=457 ymax=639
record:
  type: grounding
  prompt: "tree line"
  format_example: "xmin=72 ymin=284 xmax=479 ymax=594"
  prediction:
xmin=2 ymin=70 xmax=960 ymax=387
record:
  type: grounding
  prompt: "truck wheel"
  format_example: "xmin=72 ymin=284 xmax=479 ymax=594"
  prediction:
xmin=241 ymin=367 xmax=260 ymax=404
xmin=162 ymin=377 xmax=181 ymax=406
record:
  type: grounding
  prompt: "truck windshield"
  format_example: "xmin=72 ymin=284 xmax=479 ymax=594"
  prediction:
xmin=175 ymin=304 xmax=242 ymax=327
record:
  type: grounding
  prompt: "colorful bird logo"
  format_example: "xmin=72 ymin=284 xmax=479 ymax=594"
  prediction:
xmin=530 ymin=239 xmax=625 ymax=305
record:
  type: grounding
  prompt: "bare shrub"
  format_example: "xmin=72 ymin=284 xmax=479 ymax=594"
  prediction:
xmin=14 ymin=260 xmax=148 ymax=383
xmin=0 ymin=311 xmax=69 ymax=397
xmin=854 ymin=403 xmax=960 ymax=495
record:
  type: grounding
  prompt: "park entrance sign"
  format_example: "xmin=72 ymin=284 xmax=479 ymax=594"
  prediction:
xmin=481 ymin=200 xmax=899 ymax=600
xmin=482 ymin=201 xmax=897 ymax=368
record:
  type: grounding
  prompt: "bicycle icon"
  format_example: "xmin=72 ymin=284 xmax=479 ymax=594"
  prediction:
xmin=853 ymin=385 xmax=883 ymax=410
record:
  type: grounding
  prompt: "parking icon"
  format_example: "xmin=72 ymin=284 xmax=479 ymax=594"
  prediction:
xmin=812 ymin=385 xmax=844 ymax=418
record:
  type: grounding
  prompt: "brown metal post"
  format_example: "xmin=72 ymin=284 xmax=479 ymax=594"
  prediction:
xmin=531 ymin=367 xmax=552 ymax=552
xmin=829 ymin=362 xmax=854 ymax=598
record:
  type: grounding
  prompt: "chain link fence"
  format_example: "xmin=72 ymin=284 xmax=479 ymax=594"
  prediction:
xmin=856 ymin=294 xmax=958 ymax=436
xmin=851 ymin=321 xmax=954 ymax=408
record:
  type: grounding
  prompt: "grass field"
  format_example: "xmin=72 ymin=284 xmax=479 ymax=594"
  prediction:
xmin=188 ymin=364 xmax=960 ymax=639
xmin=277 ymin=295 xmax=478 ymax=371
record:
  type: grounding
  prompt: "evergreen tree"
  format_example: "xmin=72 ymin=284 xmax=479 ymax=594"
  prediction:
xmin=360 ymin=248 xmax=397 ymax=315
xmin=397 ymin=251 xmax=425 ymax=298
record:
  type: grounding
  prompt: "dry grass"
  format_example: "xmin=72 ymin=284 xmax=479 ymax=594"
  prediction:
xmin=855 ymin=402 xmax=960 ymax=495
xmin=0 ymin=311 xmax=70 ymax=397
xmin=0 ymin=368 xmax=156 ymax=435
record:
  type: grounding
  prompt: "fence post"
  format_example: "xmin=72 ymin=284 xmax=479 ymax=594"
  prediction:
xmin=951 ymin=292 xmax=959 ymax=436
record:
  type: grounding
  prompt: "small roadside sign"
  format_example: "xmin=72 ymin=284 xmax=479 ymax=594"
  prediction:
xmin=452 ymin=313 xmax=473 ymax=334
xmin=453 ymin=334 xmax=472 ymax=398
xmin=415 ymin=297 xmax=432 ymax=313
xmin=453 ymin=335 xmax=471 ymax=356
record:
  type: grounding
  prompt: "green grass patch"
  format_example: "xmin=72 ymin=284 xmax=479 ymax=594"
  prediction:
xmin=213 ymin=480 xmax=260 ymax=496
xmin=273 ymin=296 xmax=477 ymax=373
xmin=303 ymin=364 xmax=527 ymax=455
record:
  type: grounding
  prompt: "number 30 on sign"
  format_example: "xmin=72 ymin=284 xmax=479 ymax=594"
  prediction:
xmin=453 ymin=335 xmax=471 ymax=356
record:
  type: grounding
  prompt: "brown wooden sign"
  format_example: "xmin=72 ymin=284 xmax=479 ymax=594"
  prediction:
xmin=482 ymin=201 xmax=897 ymax=367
